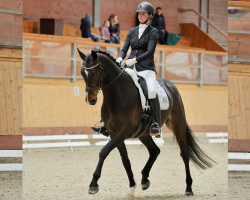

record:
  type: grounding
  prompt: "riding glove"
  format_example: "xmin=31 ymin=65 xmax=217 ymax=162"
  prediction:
xmin=125 ymin=58 xmax=137 ymax=67
xmin=116 ymin=57 xmax=123 ymax=64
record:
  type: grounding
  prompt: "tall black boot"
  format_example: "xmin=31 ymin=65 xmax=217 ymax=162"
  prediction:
xmin=91 ymin=120 xmax=109 ymax=137
xmin=149 ymin=97 xmax=161 ymax=138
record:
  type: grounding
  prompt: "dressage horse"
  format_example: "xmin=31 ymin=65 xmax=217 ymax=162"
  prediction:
xmin=78 ymin=49 xmax=214 ymax=197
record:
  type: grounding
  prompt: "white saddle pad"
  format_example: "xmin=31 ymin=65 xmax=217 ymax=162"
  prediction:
xmin=125 ymin=68 xmax=169 ymax=110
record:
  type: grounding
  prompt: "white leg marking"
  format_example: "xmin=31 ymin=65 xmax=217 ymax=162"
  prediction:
xmin=127 ymin=184 xmax=136 ymax=199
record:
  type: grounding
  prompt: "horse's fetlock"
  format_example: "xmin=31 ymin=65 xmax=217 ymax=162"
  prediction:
xmin=155 ymin=148 xmax=161 ymax=156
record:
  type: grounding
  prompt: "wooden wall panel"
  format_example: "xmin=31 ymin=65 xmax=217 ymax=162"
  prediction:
xmin=22 ymin=79 xmax=228 ymax=133
xmin=229 ymin=33 xmax=250 ymax=59
xmin=22 ymin=80 xmax=102 ymax=128
xmin=228 ymin=63 xmax=250 ymax=152
xmin=0 ymin=48 xmax=22 ymax=135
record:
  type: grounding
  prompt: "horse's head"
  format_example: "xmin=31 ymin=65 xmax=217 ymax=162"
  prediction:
xmin=78 ymin=49 xmax=103 ymax=105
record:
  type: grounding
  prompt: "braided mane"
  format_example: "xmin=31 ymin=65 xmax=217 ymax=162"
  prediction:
xmin=94 ymin=49 xmax=121 ymax=68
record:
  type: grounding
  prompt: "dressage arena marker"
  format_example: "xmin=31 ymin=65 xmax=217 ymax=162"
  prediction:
xmin=206 ymin=132 xmax=228 ymax=144
xmin=23 ymin=135 xmax=90 ymax=151
xmin=0 ymin=150 xmax=23 ymax=171
xmin=228 ymin=153 xmax=250 ymax=171
xmin=23 ymin=134 xmax=165 ymax=151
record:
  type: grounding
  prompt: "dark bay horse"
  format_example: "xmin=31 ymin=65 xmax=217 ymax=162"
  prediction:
xmin=78 ymin=49 xmax=214 ymax=197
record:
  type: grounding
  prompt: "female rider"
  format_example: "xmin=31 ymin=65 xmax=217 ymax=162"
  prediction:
xmin=92 ymin=2 xmax=161 ymax=137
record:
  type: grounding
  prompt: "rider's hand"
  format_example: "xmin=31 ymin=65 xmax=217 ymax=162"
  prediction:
xmin=116 ymin=57 xmax=123 ymax=64
xmin=125 ymin=58 xmax=137 ymax=67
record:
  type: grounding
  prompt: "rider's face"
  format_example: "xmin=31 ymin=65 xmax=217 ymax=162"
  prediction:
xmin=138 ymin=12 xmax=149 ymax=23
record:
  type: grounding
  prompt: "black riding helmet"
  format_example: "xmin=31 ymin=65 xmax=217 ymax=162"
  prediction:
xmin=136 ymin=2 xmax=154 ymax=24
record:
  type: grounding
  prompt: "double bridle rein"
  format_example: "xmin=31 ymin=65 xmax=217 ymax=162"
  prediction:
xmin=82 ymin=62 xmax=124 ymax=96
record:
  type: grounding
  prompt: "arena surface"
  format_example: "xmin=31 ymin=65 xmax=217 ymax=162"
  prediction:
xmin=22 ymin=136 xmax=228 ymax=200
xmin=0 ymin=171 xmax=22 ymax=200
xmin=228 ymin=171 xmax=250 ymax=200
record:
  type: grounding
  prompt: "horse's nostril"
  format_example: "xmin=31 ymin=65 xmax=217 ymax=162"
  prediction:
xmin=90 ymin=99 xmax=97 ymax=105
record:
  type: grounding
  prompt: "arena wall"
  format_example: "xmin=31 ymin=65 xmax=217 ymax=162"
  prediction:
xmin=228 ymin=63 xmax=250 ymax=152
xmin=22 ymin=78 xmax=228 ymax=135
xmin=0 ymin=0 xmax=23 ymax=136
xmin=0 ymin=48 xmax=23 ymax=135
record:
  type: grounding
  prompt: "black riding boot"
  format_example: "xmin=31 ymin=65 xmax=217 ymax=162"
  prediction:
xmin=91 ymin=120 xmax=109 ymax=137
xmin=149 ymin=97 xmax=161 ymax=138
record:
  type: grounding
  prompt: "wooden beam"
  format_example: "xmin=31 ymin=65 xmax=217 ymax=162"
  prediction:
xmin=0 ymin=136 xmax=22 ymax=150
xmin=228 ymin=1 xmax=250 ymax=8
xmin=0 ymin=47 xmax=22 ymax=60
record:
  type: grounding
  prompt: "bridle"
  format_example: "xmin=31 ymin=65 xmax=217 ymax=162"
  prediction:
xmin=82 ymin=61 xmax=124 ymax=96
xmin=82 ymin=62 xmax=104 ymax=96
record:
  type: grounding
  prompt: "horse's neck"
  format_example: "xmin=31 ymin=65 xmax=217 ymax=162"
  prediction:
xmin=97 ymin=54 xmax=138 ymax=106
xmin=98 ymin=54 xmax=121 ymax=85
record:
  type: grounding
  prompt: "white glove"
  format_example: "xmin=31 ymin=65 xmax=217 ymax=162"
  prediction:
xmin=125 ymin=58 xmax=137 ymax=67
xmin=116 ymin=57 xmax=123 ymax=64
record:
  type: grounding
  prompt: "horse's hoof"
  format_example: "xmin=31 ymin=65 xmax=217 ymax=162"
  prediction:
xmin=141 ymin=181 xmax=150 ymax=190
xmin=88 ymin=186 xmax=99 ymax=195
xmin=127 ymin=184 xmax=136 ymax=199
xmin=185 ymin=191 xmax=194 ymax=196
xmin=127 ymin=194 xmax=135 ymax=199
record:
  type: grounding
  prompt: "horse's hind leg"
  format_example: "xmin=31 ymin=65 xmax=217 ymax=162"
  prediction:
xmin=166 ymin=119 xmax=193 ymax=196
xmin=117 ymin=142 xmax=136 ymax=198
xmin=139 ymin=135 xmax=160 ymax=190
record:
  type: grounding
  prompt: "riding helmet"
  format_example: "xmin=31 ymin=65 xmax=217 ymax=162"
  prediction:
xmin=136 ymin=2 xmax=154 ymax=15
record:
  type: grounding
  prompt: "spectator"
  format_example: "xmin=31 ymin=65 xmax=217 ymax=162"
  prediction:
xmin=108 ymin=14 xmax=120 ymax=44
xmin=151 ymin=7 xmax=168 ymax=44
xmin=99 ymin=20 xmax=110 ymax=43
xmin=80 ymin=13 xmax=100 ymax=43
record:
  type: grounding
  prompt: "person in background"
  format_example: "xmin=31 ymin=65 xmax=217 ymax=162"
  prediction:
xmin=99 ymin=20 xmax=111 ymax=43
xmin=80 ymin=13 xmax=100 ymax=43
xmin=151 ymin=7 xmax=168 ymax=44
xmin=108 ymin=14 xmax=120 ymax=44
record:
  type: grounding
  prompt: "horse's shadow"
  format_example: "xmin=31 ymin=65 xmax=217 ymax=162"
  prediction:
xmin=117 ymin=193 xmax=216 ymax=200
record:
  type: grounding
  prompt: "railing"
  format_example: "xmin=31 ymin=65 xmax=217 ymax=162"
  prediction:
xmin=178 ymin=8 xmax=227 ymax=40
xmin=23 ymin=33 xmax=228 ymax=87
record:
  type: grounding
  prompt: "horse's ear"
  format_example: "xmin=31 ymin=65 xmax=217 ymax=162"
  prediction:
xmin=77 ymin=48 xmax=85 ymax=60
xmin=91 ymin=50 xmax=97 ymax=59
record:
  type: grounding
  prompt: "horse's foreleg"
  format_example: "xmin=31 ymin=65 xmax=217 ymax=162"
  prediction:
xmin=139 ymin=135 xmax=160 ymax=190
xmin=117 ymin=142 xmax=136 ymax=198
xmin=88 ymin=131 xmax=126 ymax=195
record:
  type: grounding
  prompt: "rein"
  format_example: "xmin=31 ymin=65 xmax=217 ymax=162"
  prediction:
xmin=102 ymin=68 xmax=124 ymax=90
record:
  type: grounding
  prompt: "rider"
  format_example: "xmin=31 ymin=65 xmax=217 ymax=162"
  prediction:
xmin=92 ymin=2 xmax=161 ymax=137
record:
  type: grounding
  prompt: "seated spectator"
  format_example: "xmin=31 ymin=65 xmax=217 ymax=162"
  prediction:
xmin=80 ymin=13 xmax=100 ymax=43
xmin=99 ymin=20 xmax=111 ymax=43
xmin=151 ymin=7 xmax=168 ymax=44
xmin=108 ymin=14 xmax=120 ymax=44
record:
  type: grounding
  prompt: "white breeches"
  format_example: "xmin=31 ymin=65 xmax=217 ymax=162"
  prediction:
xmin=133 ymin=66 xmax=156 ymax=99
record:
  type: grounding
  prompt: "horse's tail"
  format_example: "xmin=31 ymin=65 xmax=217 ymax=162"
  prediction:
xmin=186 ymin=124 xmax=215 ymax=169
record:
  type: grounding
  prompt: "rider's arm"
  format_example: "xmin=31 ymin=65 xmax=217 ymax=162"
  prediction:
xmin=136 ymin=29 xmax=158 ymax=63
xmin=119 ymin=29 xmax=133 ymax=59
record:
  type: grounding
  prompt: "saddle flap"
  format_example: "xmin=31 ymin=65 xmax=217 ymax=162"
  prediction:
xmin=138 ymin=77 xmax=148 ymax=100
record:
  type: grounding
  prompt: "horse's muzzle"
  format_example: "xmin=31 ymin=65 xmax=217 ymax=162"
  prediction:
xmin=86 ymin=93 xmax=97 ymax=105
